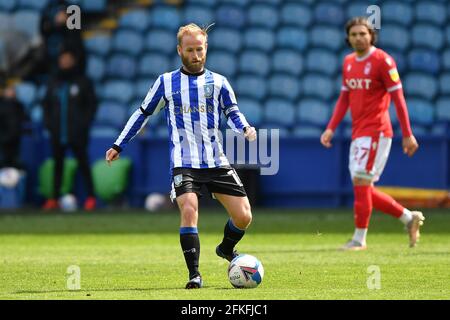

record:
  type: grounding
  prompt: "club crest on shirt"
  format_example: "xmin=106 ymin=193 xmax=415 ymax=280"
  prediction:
xmin=389 ymin=68 xmax=400 ymax=82
xmin=347 ymin=64 xmax=352 ymax=72
xmin=204 ymin=84 xmax=214 ymax=98
xmin=70 ymin=84 xmax=79 ymax=96
xmin=364 ymin=62 xmax=372 ymax=75
xmin=174 ymin=174 xmax=183 ymax=187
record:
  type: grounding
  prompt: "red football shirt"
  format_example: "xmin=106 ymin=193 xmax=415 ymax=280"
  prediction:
xmin=338 ymin=46 xmax=403 ymax=139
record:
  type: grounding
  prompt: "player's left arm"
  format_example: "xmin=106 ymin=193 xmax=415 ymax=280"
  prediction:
xmin=380 ymin=55 xmax=419 ymax=157
xmin=220 ymin=78 xmax=256 ymax=141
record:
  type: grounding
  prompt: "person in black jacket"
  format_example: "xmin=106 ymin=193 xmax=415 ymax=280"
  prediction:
xmin=0 ymin=86 xmax=27 ymax=169
xmin=42 ymin=48 xmax=97 ymax=210
xmin=39 ymin=0 xmax=86 ymax=76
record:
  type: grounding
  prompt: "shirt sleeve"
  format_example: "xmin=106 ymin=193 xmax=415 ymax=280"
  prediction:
xmin=113 ymin=76 xmax=166 ymax=152
xmin=380 ymin=54 xmax=402 ymax=93
xmin=219 ymin=77 xmax=250 ymax=134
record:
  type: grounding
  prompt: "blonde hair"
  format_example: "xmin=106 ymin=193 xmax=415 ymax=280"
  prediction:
xmin=177 ymin=23 xmax=214 ymax=45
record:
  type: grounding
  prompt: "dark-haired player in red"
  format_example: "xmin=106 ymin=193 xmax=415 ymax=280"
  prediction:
xmin=320 ymin=17 xmax=425 ymax=250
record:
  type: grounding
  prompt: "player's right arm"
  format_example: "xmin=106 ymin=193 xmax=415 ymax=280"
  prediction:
xmin=106 ymin=75 xmax=166 ymax=165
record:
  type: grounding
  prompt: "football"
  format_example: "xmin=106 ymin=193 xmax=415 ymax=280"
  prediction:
xmin=228 ymin=254 xmax=264 ymax=288
xmin=59 ymin=194 xmax=78 ymax=212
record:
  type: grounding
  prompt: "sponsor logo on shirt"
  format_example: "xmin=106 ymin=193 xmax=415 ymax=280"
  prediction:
xmin=345 ymin=78 xmax=372 ymax=90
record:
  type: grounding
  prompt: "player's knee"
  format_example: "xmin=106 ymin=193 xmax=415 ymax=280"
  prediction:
xmin=237 ymin=202 xmax=252 ymax=229
xmin=352 ymin=177 xmax=372 ymax=186
xmin=180 ymin=203 xmax=198 ymax=221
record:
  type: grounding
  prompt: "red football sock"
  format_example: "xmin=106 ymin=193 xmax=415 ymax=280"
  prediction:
xmin=353 ymin=185 xmax=373 ymax=228
xmin=371 ymin=187 xmax=404 ymax=218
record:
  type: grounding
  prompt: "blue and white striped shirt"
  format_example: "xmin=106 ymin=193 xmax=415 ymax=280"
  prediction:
xmin=113 ymin=67 xmax=250 ymax=171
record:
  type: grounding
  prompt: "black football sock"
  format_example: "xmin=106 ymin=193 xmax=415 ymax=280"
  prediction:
xmin=180 ymin=227 xmax=200 ymax=279
xmin=219 ymin=219 xmax=245 ymax=254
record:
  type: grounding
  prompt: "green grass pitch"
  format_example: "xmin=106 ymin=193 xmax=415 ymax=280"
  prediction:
xmin=0 ymin=209 xmax=449 ymax=300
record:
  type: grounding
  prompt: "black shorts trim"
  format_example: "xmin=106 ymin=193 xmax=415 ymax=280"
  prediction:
xmin=170 ymin=167 xmax=247 ymax=201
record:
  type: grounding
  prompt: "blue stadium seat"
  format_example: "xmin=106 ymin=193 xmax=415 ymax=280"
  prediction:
xmin=90 ymin=125 xmax=120 ymax=138
xmin=0 ymin=0 xmax=16 ymax=12
xmin=272 ymin=50 xmax=303 ymax=76
xmin=102 ymin=81 xmax=135 ymax=104
xmin=0 ymin=13 xmax=11 ymax=31
xmin=407 ymin=98 xmax=434 ymax=126
xmin=151 ymin=6 xmax=181 ymax=31
xmin=95 ymin=101 xmax=127 ymax=129
xmin=415 ymin=1 xmax=446 ymax=25
xmin=244 ymin=28 xmax=275 ymax=52
xmin=277 ymin=27 xmax=308 ymax=51
xmin=253 ymin=0 xmax=281 ymax=4
xmin=237 ymin=98 xmax=263 ymax=127
xmin=388 ymin=50 xmax=407 ymax=74
xmin=136 ymin=78 xmax=152 ymax=99
xmin=268 ymin=75 xmax=300 ymax=101
xmin=106 ymin=54 xmax=137 ymax=80
xmin=446 ymin=25 xmax=450 ymax=47
xmin=412 ymin=24 xmax=444 ymax=50
xmin=239 ymin=51 xmax=270 ymax=76
xmin=378 ymin=24 xmax=410 ymax=51
xmin=310 ymin=26 xmax=342 ymax=51
xmin=209 ymin=28 xmax=242 ymax=53
xmin=12 ymin=10 xmax=40 ymax=39
xmin=408 ymin=49 xmax=440 ymax=75
xmin=206 ymin=51 xmax=237 ymax=78
xmin=17 ymin=0 xmax=48 ymax=10
xmin=381 ymin=1 xmax=413 ymax=26
xmin=306 ymin=49 xmax=338 ymax=76
xmin=263 ymin=99 xmax=296 ymax=127
xmin=138 ymin=53 xmax=170 ymax=77
xmin=399 ymin=124 xmax=428 ymax=137
xmin=186 ymin=0 xmax=218 ymax=7
xmin=87 ymin=55 xmax=105 ymax=82
xmin=430 ymin=123 xmax=448 ymax=137
xmin=280 ymin=3 xmax=311 ymax=27
xmin=248 ymin=4 xmax=279 ymax=29
xmin=183 ymin=5 xmax=214 ymax=26
xmin=404 ymin=73 xmax=438 ymax=100
xmin=81 ymin=0 xmax=106 ymax=13
xmin=15 ymin=82 xmax=36 ymax=107
xmin=346 ymin=3 xmax=376 ymax=20
xmin=118 ymin=10 xmax=150 ymax=32
xmin=302 ymin=75 xmax=334 ymax=100
xmin=258 ymin=124 xmax=290 ymax=138
xmin=297 ymin=99 xmax=330 ymax=126
xmin=236 ymin=75 xmax=267 ymax=100
xmin=439 ymin=74 xmax=450 ymax=95
xmin=84 ymin=34 xmax=112 ymax=56
xmin=436 ymin=98 xmax=450 ymax=121
xmin=292 ymin=126 xmax=322 ymax=138
xmin=216 ymin=5 xmax=245 ymax=29
xmin=145 ymin=29 xmax=176 ymax=54
xmin=388 ymin=103 xmax=398 ymax=126
xmin=113 ymin=30 xmax=143 ymax=56
xmin=443 ymin=49 xmax=450 ymax=70
xmin=218 ymin=0 xmax=249 ymax=6
xmin=314 ymin=2 xmax=344 ymax=26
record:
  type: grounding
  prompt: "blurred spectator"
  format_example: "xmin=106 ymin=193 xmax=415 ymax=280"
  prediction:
xmin=0 ymin=86 xmax=28 ymax=169
xmin=40 ymin=0 xmax=86 ymax=75
xmin=42 ymin=48 xmax=97 ymax=211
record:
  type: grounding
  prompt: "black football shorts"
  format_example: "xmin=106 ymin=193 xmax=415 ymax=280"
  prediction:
xmin=170 ymin=166 xmax=247 ymax=201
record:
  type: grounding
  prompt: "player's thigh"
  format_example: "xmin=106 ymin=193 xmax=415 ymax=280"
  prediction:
xmin=214 ymin=193 xmax=252 ymax=227
xmin=176 ymin=192 xmax=199 ymax=226
xmin=349 ymin=136 xmax=391 ymax=182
